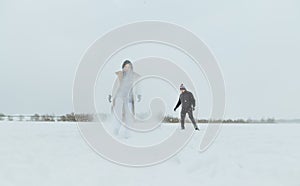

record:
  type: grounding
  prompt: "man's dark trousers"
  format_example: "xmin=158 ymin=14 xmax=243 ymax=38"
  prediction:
xmin=180 ymin=107 xmax=197 ymax=129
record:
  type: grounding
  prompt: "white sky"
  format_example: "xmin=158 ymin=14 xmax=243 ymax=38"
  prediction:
xmin=1 ymin=0 xmax=300 ymax=119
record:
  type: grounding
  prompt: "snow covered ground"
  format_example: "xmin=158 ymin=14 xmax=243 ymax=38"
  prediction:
xmin=0 ymin=122 xmax=299 ymax=186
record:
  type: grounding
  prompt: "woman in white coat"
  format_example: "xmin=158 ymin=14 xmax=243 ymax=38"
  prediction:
xmin=109 ymin=60 xmax=141 ymax=138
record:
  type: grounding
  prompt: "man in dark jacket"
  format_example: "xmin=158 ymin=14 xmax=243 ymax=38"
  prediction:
xmin=174 ymin=84 xmax=199 ymax=130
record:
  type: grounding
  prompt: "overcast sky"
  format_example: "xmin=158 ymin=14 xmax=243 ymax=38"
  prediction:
xmin=1 ymin=0 xmax=300 ymax=119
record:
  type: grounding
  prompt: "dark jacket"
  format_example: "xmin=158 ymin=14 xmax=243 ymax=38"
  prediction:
xmin=174 ymin=90 xmax=196 ymax=110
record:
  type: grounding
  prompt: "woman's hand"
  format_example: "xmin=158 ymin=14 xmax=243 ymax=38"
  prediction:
xmin=137 ymin=95 xmax=142 ymax=102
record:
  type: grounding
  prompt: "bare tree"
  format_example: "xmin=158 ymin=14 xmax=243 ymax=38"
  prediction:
xmin=8 ymin=115 xmax=13 ymax=121
xmin=31 ymin=114 xmax=40 ymax=121
xmin=19 ymin=115 xmax=24 ymax=121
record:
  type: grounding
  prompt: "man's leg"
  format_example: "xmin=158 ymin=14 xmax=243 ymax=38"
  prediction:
xmin=180 ymin=110 xmax=187 ymax=129
xmin=187 ymin=108 xmax=199 ymax=130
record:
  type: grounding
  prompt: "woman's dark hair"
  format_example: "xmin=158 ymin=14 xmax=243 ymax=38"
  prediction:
xmin=122 ymin=60 xmax=133 ymax=70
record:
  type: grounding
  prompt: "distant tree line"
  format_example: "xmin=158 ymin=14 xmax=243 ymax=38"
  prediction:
xmin=0 ymin=113 xmax=95 ymax=122
xmin=0 ymin=113 xmax=278 ymax=123
xmin=58 ymin=113 xmax=94 ymax=122
xmin=163 ymin=115 xmax=276 ymax=124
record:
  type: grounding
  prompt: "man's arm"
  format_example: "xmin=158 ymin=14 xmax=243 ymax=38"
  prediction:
xmin=174 ymin=98 xmax=181 ymax=111
xmin=190 ymin=92 xmax=196 ymax=108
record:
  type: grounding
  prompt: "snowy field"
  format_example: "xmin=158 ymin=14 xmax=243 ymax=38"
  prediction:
xmin=0 ymin=122 xmax=299 ymax=186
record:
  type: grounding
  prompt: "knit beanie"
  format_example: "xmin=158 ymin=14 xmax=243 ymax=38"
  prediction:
xmin=180 ymin=84 xmax=186 ymax=90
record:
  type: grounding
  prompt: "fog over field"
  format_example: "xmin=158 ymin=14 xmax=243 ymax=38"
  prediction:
xmin=1 ymin=0 xmax=300 ymax=119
